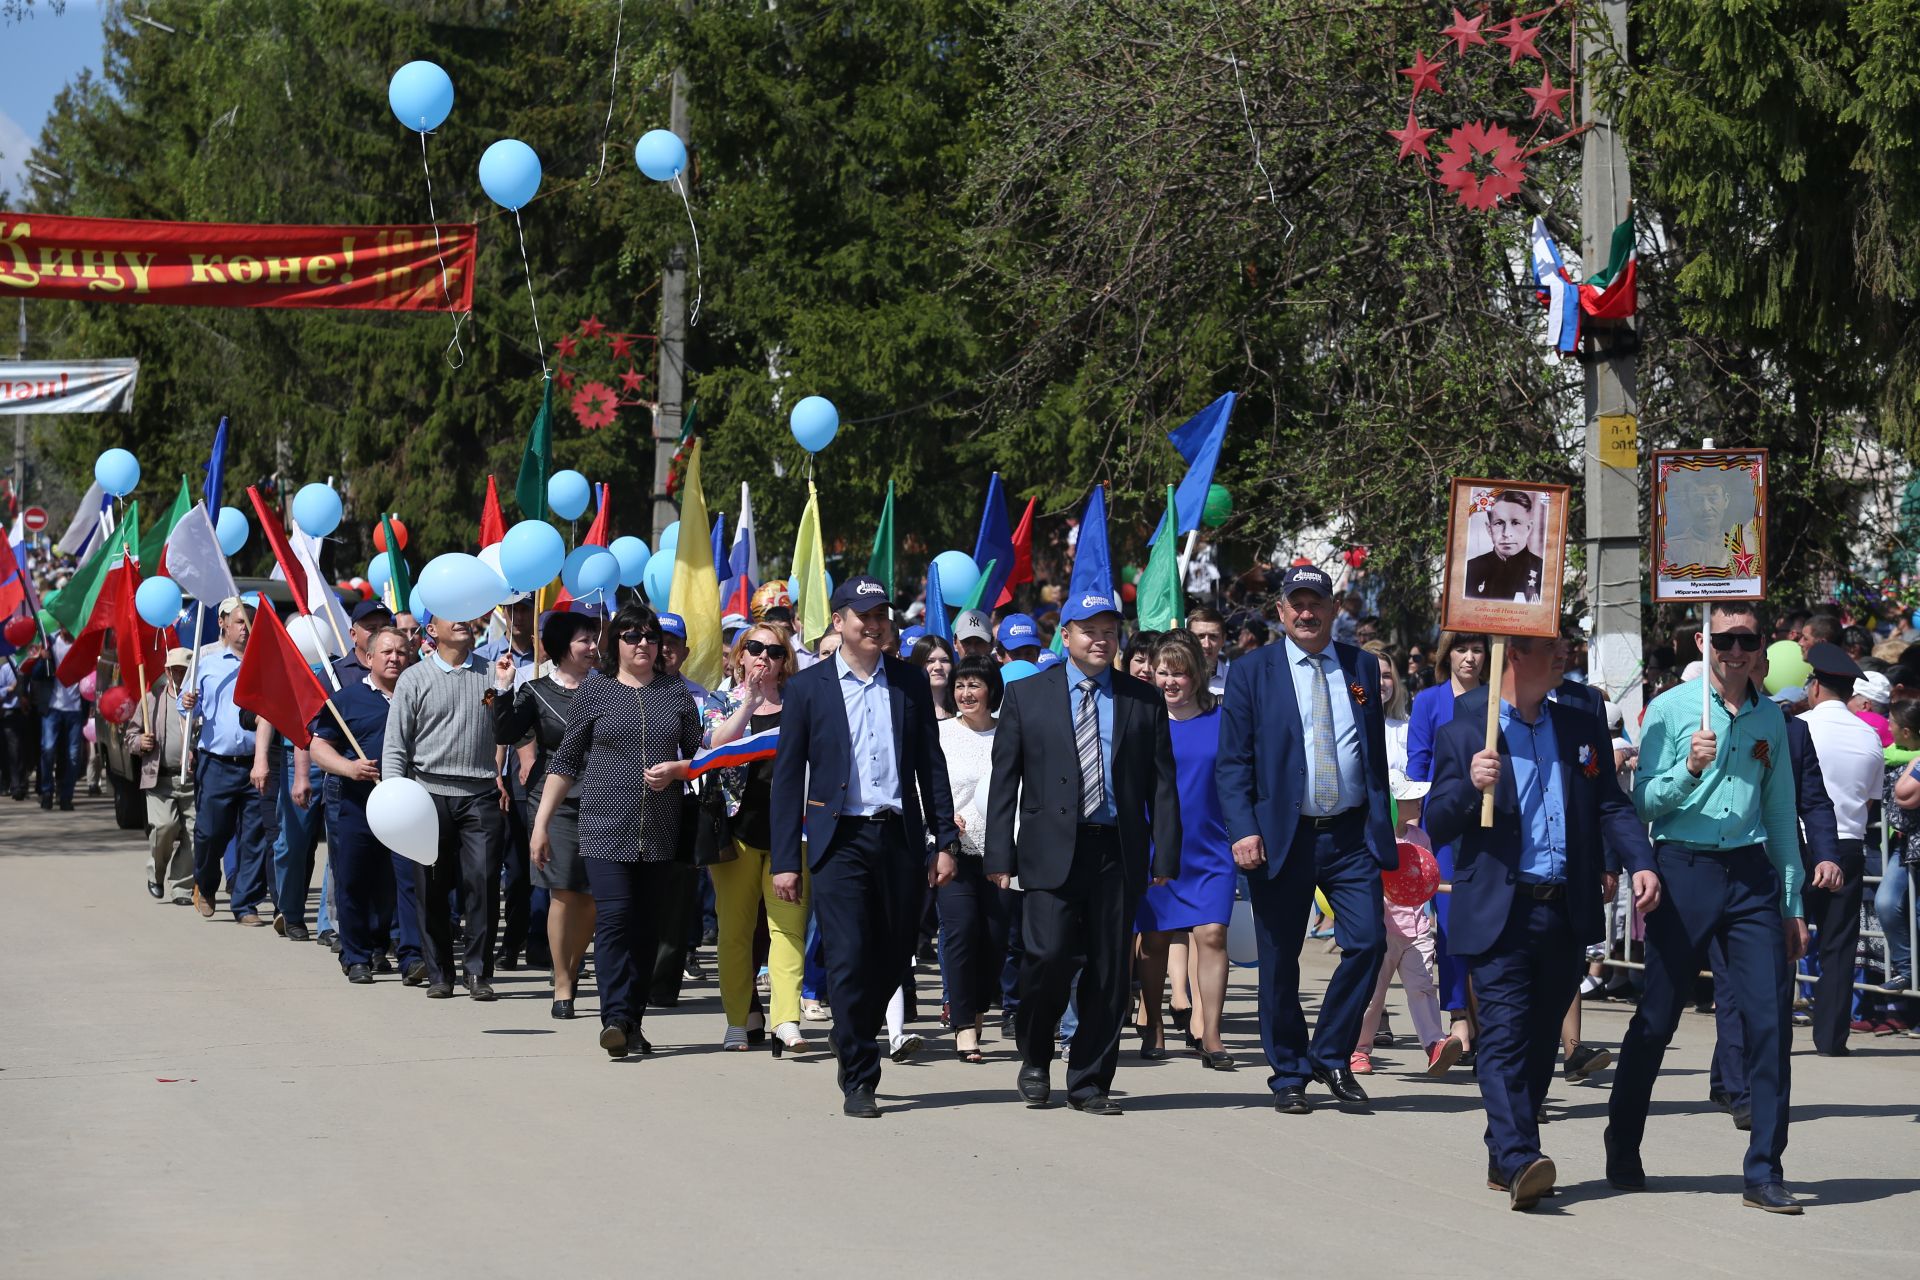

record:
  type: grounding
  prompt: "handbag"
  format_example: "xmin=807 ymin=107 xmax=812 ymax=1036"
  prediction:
xmin=688 ymin=773 xmax=738 ymax=866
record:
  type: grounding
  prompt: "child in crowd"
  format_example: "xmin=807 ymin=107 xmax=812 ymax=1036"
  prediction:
xmin=1351 ymin=827 xmax=1444 ymax=1074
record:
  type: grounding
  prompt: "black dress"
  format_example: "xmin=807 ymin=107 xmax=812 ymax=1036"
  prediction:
xmin=547 ymin=671 xmax=703 ymax=863
xmin=494 ymin=674 xmax=587 ymax=892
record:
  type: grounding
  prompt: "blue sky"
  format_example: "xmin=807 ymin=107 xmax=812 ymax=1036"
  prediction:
xmin=0 ymin=1 xmax=106 ymax=197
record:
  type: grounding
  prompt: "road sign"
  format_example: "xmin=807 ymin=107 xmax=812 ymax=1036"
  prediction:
xmin=22 ymin=506 xmax=48 ymax=532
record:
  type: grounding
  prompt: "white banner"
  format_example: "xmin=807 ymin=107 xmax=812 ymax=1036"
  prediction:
xmin=0 ymin=360 xmax=139 ymax=413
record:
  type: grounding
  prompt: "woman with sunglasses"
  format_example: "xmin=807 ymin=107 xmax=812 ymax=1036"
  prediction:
xmin=492 ymin=609 xmax=601 ymax=1019
xmin=533 ymin=602 xmax=702 ymax=1058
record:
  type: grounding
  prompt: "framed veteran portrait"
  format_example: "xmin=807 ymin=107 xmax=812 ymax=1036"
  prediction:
xmin=1440 ymin=478 xmax=1569 ymax=639
xmin=1651 ymin=449 xmax=1767 ymax=602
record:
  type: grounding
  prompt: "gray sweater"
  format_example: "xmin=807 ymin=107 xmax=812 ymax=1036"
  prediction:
xmin=382 ymin=653 xmax=498 ymax=796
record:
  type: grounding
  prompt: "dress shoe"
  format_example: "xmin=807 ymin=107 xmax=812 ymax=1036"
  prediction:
xmin=1730 ymin=1106 xmax=1752 ymax=1132
xmin=318 ymin=930 xmax=340 ymax=953
xmin=192 ymin=887 xmax=215 ymax=918
xmin=1068 ymin=1094 xmax=1123 ymax=1116
xmin=38 ymin=794 xmax=51 ymax=810
xmin=632 ymin=1030 xmax=655 ymax=1055
xmin=345 ymin=963 xmax=374 ymax=984
xmin=1202 ymin=1050 xmax=1236 ymax=1071
xmin=1508 ymin=1156 xmax=1557 ymax=1211
xmin=1017 ymin=1065 xmax=1050 ymax=1107
xmin=843 ymin=1088 xmax=881 ymax=1118
xmin=426 ymin=982 xmax=454 ymax=999
xmin=600 ymin=1022 xmax=630 ymax=1058
xmin=552 ymin=998 xmax=575 ymax=1020
xmin=1708 ymin=1088 xmax=1737 ymax=1114
xmin=1602 ymin=1127 xmax=1645 ymax=1191
xmin=497 ymin=956 xmax=520 ymax=972
xmin=401 ymin=960 xmax=428 ymax=987
xmin=1742 ymin=1183 xmax=1803 ymax=1215
xmin=284 ymin=923 xmax=310 ymax=942
xmin=273 ymin=913 xmax=287 ymax=936
xmin=146 ymin=873 xmax=164 ymax=900
xmin=58 ymin=799 xmax=74 ymax=811
xmin=1564 ymin=1044 xmax=1611 ymax=1082
xmin=467 ymin=977 xmax=497 ymax=1002
xmin=1486 ymin=1161 xmax=1557 ymax=1197
xmin=171 ymin=894 xmax=193 ymax=906
xmin=236 ymin=913 xmax=267 ymax=927
xmin=1139 ymin=1043 xmax=1168 ymax=1061
xmin=1311 ymin=1065 xmax=1371 ymax=1107
xmin=1273 ymin=1086 xmax=1313 ymax=1114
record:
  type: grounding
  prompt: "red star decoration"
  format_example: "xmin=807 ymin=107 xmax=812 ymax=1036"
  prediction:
xmin=1523 ymin=68 xmax=1571 ymax=120
xmin=557 ymin=370 xmax=575 ymax=390
xmin=609 ymin=334 xmax=634 ymax=360
xmin=1732 ymin=548 xmax=1758 ymax=577
xmin=1440 ymin=7 xmax=1486 ymax=55
xmin=578 ymin=315 xmax=606 ymax=340
xmin=619 ymin=368 xmax=646 ymax=394
xmin=554 ymin=334 xmax=578 ymax=359
xmin=1399 ymin=49 xmax=1446 ymax=101
xmin=1494 ymin=18 xmax=1543 ymax=66
xmin=1388 ymin=107 xmax=1438 ymax=162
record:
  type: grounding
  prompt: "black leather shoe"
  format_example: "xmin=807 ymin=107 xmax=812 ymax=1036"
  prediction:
xmin=844 ymin=1087 xmax=881 ymax=1118
xmin=1311 ymin=1066 xmax=1371 ymax=1107
xmin=1273 ymin=1086 xmax=1313 ymax=1115
xmin=599 ymin=1022 xmax=630 ymax=1058
xmin=1017 ymin=1065 xmax=1050 ymax=1107
xmin=1509 ymin=1156 xmax=1557 ymax=1211
xmin=1486 ymin=1161 xmax=1558 ymax=1196
xmin=1603 ymin=1127 xmax=1645 ymax=1191
xmin=345 ymin=962 xmax=374 ymax=984
xmin=1708 ymin=1088 xmax=1736 ymax=1114
xmin=284 ymin=923 xmax=310 ymax=942
xmin=1068 ymin=1094 xmax=1123 ymax=1116
xmin=1139 ymin=1044 xmax=1168 ymax=1061
xmin=1742 ymin=1183 xmax=1802 ymax=1215
xmin=467 ymin=977 xmax=497 ymax=1002
xmin=1731 ymin=1106 xmax=1752 ymax=1132
xmin=401 ymin=961 xmax=428 ymax=987
xmin=551 ymin=998 xmax=575 ymax=1020
xmin=426 ymin=982 xmax=454 ymax=999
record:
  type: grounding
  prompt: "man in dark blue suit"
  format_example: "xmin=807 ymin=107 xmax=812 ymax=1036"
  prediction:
xmin=1425 ymin=631 xmax=1659 ymax=1209
xmin=1218 ymin=565 xmax=1396 ymax=1113
xmin=770 ymin=576 xmax=957 ymax=1118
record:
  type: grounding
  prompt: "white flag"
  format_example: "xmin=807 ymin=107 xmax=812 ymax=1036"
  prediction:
xmin=288 ymin=527 xmax=353 ymax=657
xmin=56 ymin=480 xmax=108 ymax=556
xmin=164 ymin=502 xmax=238 ymax=605
xmin=735 ymin=480 xmax=760 ymax=584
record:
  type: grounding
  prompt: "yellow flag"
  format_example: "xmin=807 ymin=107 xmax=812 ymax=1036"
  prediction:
xmin=667 ymin=440 xmax=724 ymax=690
xmin=791 ymin=479 xmax=830 ymax=647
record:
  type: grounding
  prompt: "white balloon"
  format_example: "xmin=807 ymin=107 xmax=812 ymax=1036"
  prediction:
xmin=477 ymin=543 xmax=506 ymax=580
xmin=285 ymin=614 xmax=340 ymax=667
xmin=1227 ymin=898 xmax=1260 ymax=967
xmin=366 ymin=777 xmax=440 ymax=866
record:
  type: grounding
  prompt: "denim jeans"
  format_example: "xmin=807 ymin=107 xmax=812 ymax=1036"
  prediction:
xmin=271 ymin=755 xmax=327 ymax=928
xmin=1877 ymin=859 xmax=1913 ymax=983
xmin=38 ymin=708 xmax=85 ymax=804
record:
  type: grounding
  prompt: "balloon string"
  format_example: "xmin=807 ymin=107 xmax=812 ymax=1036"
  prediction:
xmin=419 ymin=129 xmax=470 ymax=369
xmin=591 ymin=0 xmax=626 ymax=187
xmin=674 ymin=172 xmax=704 ymax=327
xmin=512 ymin=207 xmax=549 ymax=377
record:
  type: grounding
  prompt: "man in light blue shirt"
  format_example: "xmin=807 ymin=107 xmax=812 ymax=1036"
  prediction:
xmin=178 ymin=599 xmax=272 ymax=922
xmin=1283 ymin=632 xmax=1366 ymax=816
xmin=39 ymin=632 xmax=86 ymax=810
xmin=838 ymin=648 xmax=902 ymax=816
xmin=1500 ymin=701 xmax=1567 ymax=884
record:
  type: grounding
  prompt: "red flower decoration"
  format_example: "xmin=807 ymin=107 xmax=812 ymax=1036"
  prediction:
xmin=571 ymin=381 xmax=618 ymax=431
xmin=1434 ymin=121 xmax=1525 ymax=210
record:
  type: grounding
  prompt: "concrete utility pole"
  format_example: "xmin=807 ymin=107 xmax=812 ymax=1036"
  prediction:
xmin=1581 ymin=0 xmax=1643 ymax=723
xmin=652 ymin=2 xmax=693 ymax=544
xmin=10 ymin=300 xmax=25 ymax=520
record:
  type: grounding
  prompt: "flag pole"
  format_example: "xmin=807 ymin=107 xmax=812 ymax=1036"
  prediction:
xmin=178 ymin=603 xmax=203 ymax=786
xmin=321 ymin=696 xmax=369 ymax=761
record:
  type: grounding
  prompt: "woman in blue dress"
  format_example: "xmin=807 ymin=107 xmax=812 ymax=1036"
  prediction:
xmin=1136 ymin=631 xmax=1237 ymax=1069
xmin=1402 ymin=630 xmax=1486 ymax=1068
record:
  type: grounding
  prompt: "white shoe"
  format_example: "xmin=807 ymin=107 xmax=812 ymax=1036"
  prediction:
xmin=802 ymin=999 xmax=829 ymax=1022
xmin=721 ymin=1025 xmax=749 ymax=1051
xmin=889 ymin=1032 xmax=924 ymax=1062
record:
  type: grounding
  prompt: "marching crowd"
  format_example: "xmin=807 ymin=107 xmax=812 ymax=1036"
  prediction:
xmin=5 ymin=552 xmax=1918 ymax=1216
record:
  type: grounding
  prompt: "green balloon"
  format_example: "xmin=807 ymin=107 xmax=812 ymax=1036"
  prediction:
xmin=1763 ymin=640 xmax=1811 ymax=695
xmin=1202 ymin=483 xmax=1232 ymax=528
xmin=1119 ymin=563 xmax=1142 ymax=586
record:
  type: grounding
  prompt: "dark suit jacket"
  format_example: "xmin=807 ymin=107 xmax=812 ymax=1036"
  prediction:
xmin=1425 ymin=687 xmax=1655 ymax=957
xmin=769 ymin=653 xmax=956 ymax=877
xmin=1216 ymin=637 xmax=1397 ymax=875
xmin=1785 ymin=715 xmax=1842 ymax=874
xmin=984 ymin=662 xmax=1181 ymax=894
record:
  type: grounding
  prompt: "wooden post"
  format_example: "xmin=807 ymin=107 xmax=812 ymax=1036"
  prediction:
xmin=1479 ymin=637 xmax=1507 ymax=828
xmin=1700 ymin=436 xmax=1716 ymax=733
xmin=321 ymin=698 xmax=369 ymax=762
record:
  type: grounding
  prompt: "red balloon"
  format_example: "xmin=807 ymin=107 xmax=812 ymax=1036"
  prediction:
xmin=3 ymin=616 xmax=36 ymax=647
xmin=1119 ymin=582 xmax=1137 ymax=604
xmin=373 ymin=518 xmax=409 ymax=553
xmin=98 ymin=685 xmax=138 ymax=726
xmin=1382 ymin=839 xmax=1440 ymax=906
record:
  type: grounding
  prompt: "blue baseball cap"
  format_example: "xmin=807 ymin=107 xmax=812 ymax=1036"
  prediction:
xmin=1060 ymin=589 xmax=1121 ymax=624
xmin=1036 ymin=651 xmax=1062 ymax=669
xmin=350 ymin=598 xmax=393 ymax=624
xmin=829 ymin=574 xmax=892 ymax=614
xmin=996 ymin=613 xmax=1040 ymax=649
xmin=1280 ymin=564 xmax=1334 ymax=599
xmin=898 ymin=625 xmax=926 ymax=648
xmin=657 ymin=612 xmax=687 ymax=640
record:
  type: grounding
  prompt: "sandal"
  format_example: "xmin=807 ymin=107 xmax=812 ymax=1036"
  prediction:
xmin=955 ymin=1027 xmax=985 ymax=1063
xmin=721 ymin=1025 xmax=750 ymax=1052
xmin=771 ymin=1021 xmax=810 ymax=1058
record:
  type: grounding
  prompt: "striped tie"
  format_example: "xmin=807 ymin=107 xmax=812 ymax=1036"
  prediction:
xmin=1309 ymin=653 xmax=1340 ymax=812
xmin=1075 ymin=677 xmax=1104 ymax=819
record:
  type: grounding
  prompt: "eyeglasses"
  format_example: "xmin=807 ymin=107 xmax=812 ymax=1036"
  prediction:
xmin=742 ymin=639 xmax=785 ymax=659
xmin=1710 ymin=632 xmax=1764 ymax=653
xmin=620 ymin=630 xmax=664 ymax=646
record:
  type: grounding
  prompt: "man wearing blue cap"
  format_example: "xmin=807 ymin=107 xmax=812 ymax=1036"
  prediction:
xmin=995 ymin=614 xmax=1042 ymax=665
xmin=1217 ymin=564 xmax=1396 ymax=1114
xmin=771 ymin=575 xmax=957 ymax=1118
xmin=987 ymin=588 xmax=1181 ymax=1115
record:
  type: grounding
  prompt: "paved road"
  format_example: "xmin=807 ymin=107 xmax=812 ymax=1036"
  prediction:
xmin=2 ymin=797 xmax=1915 ymax=1277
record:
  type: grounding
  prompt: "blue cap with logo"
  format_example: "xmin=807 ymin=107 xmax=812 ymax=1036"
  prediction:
xmin=657 ymin=612 xmax=687 ymax=640
xmin=350 ymin=598 xmax=393 ymax=624
xmin=996 ymin=613 xmax=1040 ymax=649
xmin=898 ymin=625 xmax=926 ymax=648
xmin=1280 ymin=564 xmax=1334 ymax=599
xmin=829 ymin=574 xmax=893 ymax=614
xmin=1060 ymin=589 xmax=1121 ymax=624
xmin=1035 ymin=650 xmax=1063 ymax=670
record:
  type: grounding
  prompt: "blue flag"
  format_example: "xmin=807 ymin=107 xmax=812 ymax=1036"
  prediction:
xmin=1148 ymin=392 xmax=1235 ymax=544
xmin=1067 ymin=485 xmax=1115 ymax=605
xmin=971 ymin=472 xmax=1014 ymax=612
xmin=710 ymin=512 xmax=728 ymax=585
xmin=924 ymin=559 xmax=952 ymax=642
xmin=202 ymin=415 xmax=230 ymax=511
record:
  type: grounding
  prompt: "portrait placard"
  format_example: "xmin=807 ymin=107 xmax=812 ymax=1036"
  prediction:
xmin=1439 ymin=478 xmax=1570 ymax=640
xmin=1651 ymin=449 xmax=1768 ymax=603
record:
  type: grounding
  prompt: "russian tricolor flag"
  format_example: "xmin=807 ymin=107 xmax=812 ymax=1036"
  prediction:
xmin=1530 ymin=218 xmax=1581 ymax=354
xmin=686 ymin=725 xmax=780 ymax=778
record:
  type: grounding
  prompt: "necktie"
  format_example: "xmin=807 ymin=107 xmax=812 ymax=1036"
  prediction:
xmin=1309 ymin=653 xmax=1340 ymax=811
xmin=1075 ymin=677 xmax=1104 ymax=819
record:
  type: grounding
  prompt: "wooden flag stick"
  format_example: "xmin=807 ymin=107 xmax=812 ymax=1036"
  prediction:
xmin=322 ymin=698 xmax=369 ymax=762
xmin=134 ymin=640 xmax=152 ymax=736
xmin=1479 ymin=636 xmax=1507 ymax=828
xmin=1700 ymin=436 xmax=1716 ymax=733
xmin=178 ymin=603 xmax=204 ymax=785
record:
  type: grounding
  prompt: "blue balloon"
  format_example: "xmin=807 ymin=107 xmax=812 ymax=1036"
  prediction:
xmin=478 ymin=138 xmax=542 ymax=210
xmin=548 ymin=470 xmax=591 ymax=521
xmin=497 ymin=520 xmax=565 ymax=592
xmin=215 ymin=506 xmax=250 ymax=556
xmin=415 ymin=553 xmax=507 ymax=623
xmin=634 ymin=128 xmax=688 ymax=181
xmin=932 ymin=550 xmax=980 ymax=603
xmin=388 ymin=60 xmax=454 ymax=131
xmin=658 ymin=520 xmax=680 ymax=553
xmin=608 ymin=536 xmax=651 ymax=588
xmin=291 ymin=483 xmax=343 ymax=538
xmin=642 ymin=551 xmax=676 ymax=606
xmin=562 ymin=546 xmax=620 ymax=601
xmin=134 ymin=576 xmax=183 ymax=629
xmin=1000 ymin=659 xmax=1040 ymax=685
xmin=94 ymin=448 xmax=140 ymax=497
xmin=789 ymin=396 xmax=839 ymax=453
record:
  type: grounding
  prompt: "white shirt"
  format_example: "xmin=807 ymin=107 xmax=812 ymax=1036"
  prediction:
xmin=1799 ymin=698 xmax=1883 ymax=842
xmin=937 ymin=716 xmax=996 ymax=856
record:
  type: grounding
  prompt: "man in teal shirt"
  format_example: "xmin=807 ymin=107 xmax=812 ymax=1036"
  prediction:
xmin=1607 ymin=601 xmax=1810 ymax=1214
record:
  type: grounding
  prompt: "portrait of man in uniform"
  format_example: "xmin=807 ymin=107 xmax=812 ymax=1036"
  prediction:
xmin=1441 ymin=479 xmax=1569 ymax=641
xmin=1464 ymin=489 xmax=1545 ymax=604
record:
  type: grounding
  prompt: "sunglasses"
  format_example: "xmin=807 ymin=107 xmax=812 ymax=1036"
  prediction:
xmin=1710 ymin=632 xmax=1764 ymax=652
xmin=620 ymin=630 xmax=664 ymax=646
xmin=742 ymin=639 xmax=785 ymax=659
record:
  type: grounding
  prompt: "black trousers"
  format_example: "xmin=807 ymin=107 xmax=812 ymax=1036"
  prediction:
xmin=418 ymin=789 xmax=504 ymax=987
xmin=1804 ymin=839 xmax=1866 ymax=1054
xmin=499 ymin=767 xmax=545 ymax=966
xmin=1017 ymin=826 xmax=1133 ymax=1102
xmin=648 ymin=861 xmax=700 ymax=1005
xmin=584 ymin=857 xmax=676 ymax=1030
xmin=938 ymin=854 xmax=1013 ymax=1029
xmin=811 ymin=814 xmax=922 ymax=1095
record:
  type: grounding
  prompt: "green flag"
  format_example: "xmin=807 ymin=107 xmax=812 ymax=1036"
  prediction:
xmin=138 ymin=476 xmax=192 ymax=572
xmin=43 ymin=501 xmax=139 ymax=636
xmin=381 ymin=514 xmax=412 ymax=614
xmin=867 ymin=480 xmax=895 ymax=597
xmin=514 ymin=379 xmax=554 ymax=520
xmin=960 ymin=558 xmax=999 ymax=611
xmin=1136 ymin=485 xmax=1187 ymax=630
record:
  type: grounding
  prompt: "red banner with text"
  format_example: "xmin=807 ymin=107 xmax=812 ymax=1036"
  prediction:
xmin=0 ymin=212 xmax=475 ymax=312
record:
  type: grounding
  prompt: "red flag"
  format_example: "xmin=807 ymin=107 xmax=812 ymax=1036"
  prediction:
xmin=479 ymin=475 xmax=506 ymax=548
xmin=234 ymin=600 xmax=330 ymax=749
xmin=110 ymin=555 xmax=170 ymax=692
xmin=247 ymin=485 xmax=309 ymax=613
xmin=1000 ymin=497 xmax=1037 ymax=606
xmin=57 ymin=559 xmax=128 ymax=686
